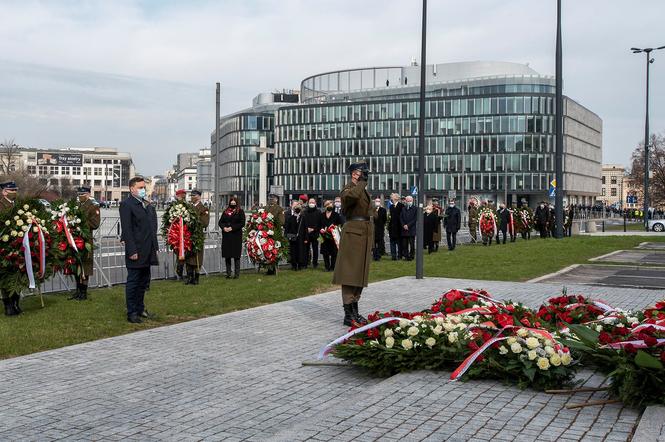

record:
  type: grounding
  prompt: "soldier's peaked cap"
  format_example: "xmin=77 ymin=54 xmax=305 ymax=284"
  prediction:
xmin=76 ymin=186 xmax=91 ymax=194
xmin=191 ymin=189 xmax=201 ymax=196
xmin=348 ymin=161 xmax=369 ymax=173
xmin=0 ymin=181 xmax=18 ymax=190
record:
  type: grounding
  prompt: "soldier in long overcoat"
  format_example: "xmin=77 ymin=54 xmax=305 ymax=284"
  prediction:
xmin=332 ymin=161 xmax=374 ymax=326
xmin=70 ymin=186 xmax=100 ymax=300
xmin=185 ymin=189 xmax=209 ymax=285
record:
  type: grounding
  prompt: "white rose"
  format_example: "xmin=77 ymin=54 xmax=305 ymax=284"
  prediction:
xmin=399 ymin=319 xmax=409 ymax=328
xmin=32 ymin=227 xmax=39 ymax=233
xmin=1 ymin=235 xmax=8 ymax=242
xmin=413 ymin=315 xmax=423 ymax=323
xmin=507 ymin=337 xmax=517 ymax=345
xmin=537 ymin=357 xmax=550 ymax=370
xmin=4 ymin=220 xmax=10 ymax=226
xmin=443 ymin=323 xmax=454 ymax=332
xmin=25 ymin=212 xmax=32 ymax=218
xmin=16 ymin=219 xmax=24 ymax=227
xmin=561 ymin=353 xmax=572 ymax=366
xmin=628 ymin=317 xmax=638 ymax=325
xmin=425 ymin=337 xmax=436 ymax=347
xmin=432 ymin=325 xmax=443 ymax=335
xmin=385 ymin=337 xmax=395 ymax=348
xmin=10 ymin=230 xmax=17 ymax=237
xmin=17 ymin=231 xmax=24 ymax=238
xmin=525 ymin=337 xmax=540 ymax=349
xmin=595 ymin=325 xmax=603 ymax=332
xmin=401 ymin=339 xmax=413 ymax=350
xmin=407 ymin=326 xmax=419 ymax=337
xmin=23 ymin=204 xmax=30 ymax=210
xmin=17 ymin=209 xmax=24 ymax=215
xmin=499 ymin=346 xmax=509 ymax=355
xmin=21 ymin=225 xmax=29 ymax=232
xmin=616 ymin=323 xmax=625 ymax=328
xmin=510 ymin=343 xmax=523 ymax=353
xmin=550 ymin=354 xmax=562 ymax=366
xmin=434 ymin=317 xmax=444 ymax=325
xmin=517 ymin=328 xmax=529 ymax=338
xmin=267 ymin=230 xmax=274 ymax=236
xmin=13 ymin=216 xmax=19 ymax=220
xmin=384 ymin=328 xmax=393 ymax=337
xmin=448 ymin=332 xmax=458 ymax=343
xmin=544 ymin=346 xmax=555 ymax=355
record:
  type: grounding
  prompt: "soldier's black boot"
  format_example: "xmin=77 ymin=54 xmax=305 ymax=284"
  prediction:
xmin=68 ymin=282 xmax=82 ymax=300
xmin=194 ymin=273 xmax=200 ymax=285
xmin=184 ymin=265 xmax=193 ymax=285
xmin=77 ymin=285 xmax=88 ymax=301
xmin=225 ymin=259 xmax=232 ymax=279
xmin=351 ymin=302 xmax=367 ymax=324
xmin=343 ymin=304 xmax=354 ymax=327
xmin=233 ymin=259 xmax=240 ymax=279
xmin=3 ymin=298 xmax=16 ymax=316
xmin=11 ymin=295 xmax=22 ymax=314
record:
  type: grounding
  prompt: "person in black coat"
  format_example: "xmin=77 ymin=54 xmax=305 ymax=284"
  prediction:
xmin=119 ymin=176 xmax=159 ymax=323
xmin=496 ymin=203 xmax=511 ymax=244
xmin=372 ymin=197 xmax=388 ymax=260
xmin=443 ymin=200 xmax=462 ymax=250
xmin=388 ymin=193 xmax=403 ymax=260
xmin=218 ymin=196 xmax=245 ymax=279
xmin=320 ymin=200 xmax=343 ymax=271
xmin=534 ymin=202 xmax=549 ymax=239
xmin=302 ymin=198 xmax=322 ymax=268
xmin=400 ymin=195 xmax=417 ymax=260
xmin=284 ymin=201 xmax=307 ymax=270
xmin=423 ymin=205 xmax=438 ymax=254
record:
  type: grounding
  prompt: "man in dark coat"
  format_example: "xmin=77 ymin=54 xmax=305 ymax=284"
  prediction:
xmin=443 ymin=199 xmax=462 ymax=250
xmin=423 ymin=205 xmax=438 ymax=253
xmin=185 ymin=189 xmax=209 ymax=285
xmin=120 ymin=176 xmax=159 ymax=323
xmin=285 ymin=201 xmax=307 ymax=270
xmin=302 ymin=198 xmax=322 ymax=268
xmin=218 ymin=196 xmax=245 ymax=279
xmin=332 ymin=161 xmax=373 ymax=326
xmin=388 ymin=193 xmax=403 ymax=260
xmin=372 ymin=197 xmax=387 ymax=260
xmin=496 ymin=203 xmax=511 ymax=244
xmin=534 ymin=202 xmax=549 ymax=238
xmin=70 ymin=186 xmax=101 ymax=300
xmin=399 ymin=195 xmax=417 ymax=260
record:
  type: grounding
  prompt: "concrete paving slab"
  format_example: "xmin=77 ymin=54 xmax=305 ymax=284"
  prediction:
xmin=1 ymin=276 xmax=663 ymax=440
xmin=534 ymin=264 xmax=665 ymax=290
xmin=591 ymin=250 xmax=665 ymax=265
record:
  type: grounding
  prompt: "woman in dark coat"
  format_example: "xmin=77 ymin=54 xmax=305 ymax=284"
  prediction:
xmin=320 ymin=200 xmax=343 ymax=271
xmin=284 ymin=202 xmax=307 ymax=270
xmin=423 ymin=205 xmax=439 ymax=254
xmin=218 ymin=196 xmax=245 ymax=278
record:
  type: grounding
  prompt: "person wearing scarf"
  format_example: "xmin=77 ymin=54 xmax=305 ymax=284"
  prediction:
xmin=218 ymin=196 xmax=245 ymax=279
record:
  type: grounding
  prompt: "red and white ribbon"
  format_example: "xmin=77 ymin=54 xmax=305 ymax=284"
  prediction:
xmin=61 ymin=215 xmax=78 ymax=253
xmin=179 ymin=217 xmax=185 ymax=260
xmin=22 ymin=221 xmax=46 ymax=289
xmin=451 ymin=335 xmax=509 ymax=380
xmin=318 ymin=316 xmax=411 ymax=359
xmin=508 ymin=211 xmax=515 ymax=236
xmin=601 ymin=338 xmax=665 ymax=350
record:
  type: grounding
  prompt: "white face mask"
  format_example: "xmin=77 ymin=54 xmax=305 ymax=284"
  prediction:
xmin=374 ymin=201 xmax=381 ymax=207
xmin=406 ymin=202 xmax=413 ymax=208
xmin=334 ymin=202 xmax=341 ymax=208
xmin=308 ymin=203 xmax=316 ymax=209
xmin=449 ymin=203 xmax=454 ymax=208
xmin=540 ymin=204 xmax=545 ymax=209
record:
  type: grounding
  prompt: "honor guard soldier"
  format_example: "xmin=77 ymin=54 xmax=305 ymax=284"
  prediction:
xmin=173 ymin=189 xmax=188 ymax=280
xmin=70 ymin=186 xmax=101 ymax=300
xmin=185 ymin=189 xmax=209 ymax=285
xmin=0 ymin=181 xmax=20 ymax=315
xmin=332 ymin=161 xmax=374 ymax=326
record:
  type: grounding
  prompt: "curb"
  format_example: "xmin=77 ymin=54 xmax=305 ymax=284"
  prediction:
xmin=632 ymin=405 xmax=665 ymax=441
xmin=526 ymin=264 xmax=580 ymax=283
xmin=588 ymin=250 xmax=625 ymax=262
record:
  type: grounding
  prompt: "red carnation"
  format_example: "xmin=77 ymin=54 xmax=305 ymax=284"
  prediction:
xmin=623 ymin=343 xmax=637 ymax=354
xmin=58 ymin=241 xmax=68 ymax=251
xmin=598 ymin=332 xmax=612 ymax=344
xmin=74 ymin=237 xmax=85 ymax=250
xmin=495 ymin=313 xmax=514 ymax=328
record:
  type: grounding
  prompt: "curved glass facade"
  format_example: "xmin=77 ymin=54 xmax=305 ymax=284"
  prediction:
xmin=217 ymin=113 xmax=274 ymax=205
xmin=274 ymin=90 xmax=558 ymax=203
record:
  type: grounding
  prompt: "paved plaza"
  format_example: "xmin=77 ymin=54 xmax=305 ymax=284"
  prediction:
xmin=1 ymin=276 xmax=664 ymax=441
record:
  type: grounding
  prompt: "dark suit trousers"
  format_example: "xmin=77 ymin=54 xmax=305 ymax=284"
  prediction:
xmin=401 ymin=236 xmax=415 ymax=259
xmin=126 ymin=267 xmax=151 ymax=317
xmin=446 ymin=230 xmax=457 ymax=250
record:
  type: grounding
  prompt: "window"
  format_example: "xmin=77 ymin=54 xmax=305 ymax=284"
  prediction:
xmin=94 ymin=180 xmax=102 ymax=186
xmin=49 ymin=166 xmax=58 ymax=175
xmin=94 ymin=167 xmax=102 ymax=175
xmin=38 ymin=166 xmax=48 ymax=175
xmin=72 ymin=166 xmax=81 ymax=175
xmin=611 ymin=188 xmax=617 ymax=196
xmin=27 ymin=165 xmax=37 ymax=174
xmin=83 ymin=167 xmax=92 ymax=177
xmin=601 ymin=176 xmax=606 ymax=184
xmin=61 ymin=166 xmax=70 ymax=175
xmin=601 ymin=188 xmax=606 ymax=196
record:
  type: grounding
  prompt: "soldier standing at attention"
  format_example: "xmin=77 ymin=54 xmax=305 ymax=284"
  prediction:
xmin=333 ymin=161 xmax=373 ymax=327
xmin=0 ymin=181 xmax=20 ymax=316
xmin=185 ymin=189 xmax=209 ymax=285
xmin=467 ymin=198 xmax=479 ymax=244
xmin=69 ymin=186 xmax=101 ymax=300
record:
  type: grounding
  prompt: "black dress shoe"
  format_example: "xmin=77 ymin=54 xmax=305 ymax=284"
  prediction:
xmin=139 ymin=310 xmax=156 ymax=319
xmin=127 ymin=315 xmax=143 ymax=324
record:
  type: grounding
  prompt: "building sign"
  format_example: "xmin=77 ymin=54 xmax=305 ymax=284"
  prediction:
xmin=37 ymin=152 xmax=83 ymax=166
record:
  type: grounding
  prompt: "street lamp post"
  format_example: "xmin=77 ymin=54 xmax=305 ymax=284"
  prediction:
xmin=631 ymin=45 xmax=665 ymax=231
xmin=554 ymin=0 xmax=564 ymax=239
xmin=397 ymin=132 xmax=403 ymax=195
xmin=415 ymin=0 xmax=427 ymax=280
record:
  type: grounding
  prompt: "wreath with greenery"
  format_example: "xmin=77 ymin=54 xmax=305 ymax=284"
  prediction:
xmin=244 ymin=208 xmax=289 ymax=268
xmin=48 ymin=199 xmax=95 ymax=276
xmin=160 ymin=200 xmax=205 ymax=258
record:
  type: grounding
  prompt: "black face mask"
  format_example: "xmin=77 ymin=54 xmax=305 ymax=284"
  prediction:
xmin=230 ymin=203 xmax=237 ymax=207
xmin=294 ymin=208 xmax=301 ymax=213
xmin=326 ymin=207 xmax=333 ymax=212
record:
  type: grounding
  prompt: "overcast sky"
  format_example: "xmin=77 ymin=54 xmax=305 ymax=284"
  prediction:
xmin=1 ymin=0 xmax=663 ymax=175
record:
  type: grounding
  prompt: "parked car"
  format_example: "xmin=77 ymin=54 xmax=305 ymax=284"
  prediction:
xmin=648 ymin=219 xmax=665 ymax=232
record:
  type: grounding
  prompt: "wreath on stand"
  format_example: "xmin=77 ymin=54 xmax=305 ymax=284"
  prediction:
xmin=244 ymin=208 xmax=288 ymax=271
xmin=161 ymin=201 xmax=205 ymax=261
xmin=48 ymin=200 xmax=94 ymax=277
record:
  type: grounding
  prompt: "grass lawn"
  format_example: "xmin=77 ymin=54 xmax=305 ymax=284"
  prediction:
xmin=1 ymin=235 xmax=662 ymax=359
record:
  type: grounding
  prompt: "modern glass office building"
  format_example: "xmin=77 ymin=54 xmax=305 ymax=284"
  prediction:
xmin=272 ymin=61 xmax=601 ymax=206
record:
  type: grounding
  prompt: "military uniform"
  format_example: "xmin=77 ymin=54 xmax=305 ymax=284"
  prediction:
xmin=74 ymin=196 xmax=100 ymax=300
xmin=185 ymin=199 xmax=209 ymax=284
xmin=467 ymin=204 xmax=479 ymax=243
xmin=332 ymin=162 xmax=373 ymax=326
xmin=0 ymin=181 xmax=20 ymax=316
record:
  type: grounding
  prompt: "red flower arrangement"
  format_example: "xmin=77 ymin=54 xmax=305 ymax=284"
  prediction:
xmin=244 ymin=208 xmax=288 ymax=267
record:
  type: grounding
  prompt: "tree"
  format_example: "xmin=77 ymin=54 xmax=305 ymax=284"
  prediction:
xmin=0 ymin=138 xmax=20 ymax=174
xmin=628 ymin=133 xmax=665 ymax=208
